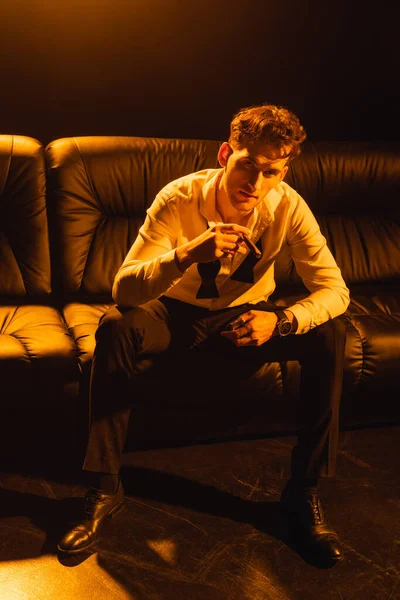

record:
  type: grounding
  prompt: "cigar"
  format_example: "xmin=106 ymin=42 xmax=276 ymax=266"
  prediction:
xmin=241 ymin=234 xmax=262 ymax=258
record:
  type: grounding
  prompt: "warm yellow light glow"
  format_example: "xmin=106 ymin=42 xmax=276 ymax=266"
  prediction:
xmin=146 ymin=538 xmax=177 ymax=566
xmin=0 ymin=553 xmax=135 ymax=600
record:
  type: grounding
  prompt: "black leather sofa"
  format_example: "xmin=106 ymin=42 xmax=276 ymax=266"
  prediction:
xmin=0 ymin=135 xmax=79 ymax=464
xmin=2 ymin=134 xmax=400 ymax=465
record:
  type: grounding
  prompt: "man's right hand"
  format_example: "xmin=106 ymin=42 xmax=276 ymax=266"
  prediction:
xmin=175 ymin=223 xmax=251 ymax=273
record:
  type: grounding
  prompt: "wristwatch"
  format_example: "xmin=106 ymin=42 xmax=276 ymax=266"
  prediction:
xmin=274 ymin=310 xmax=293 ymax=337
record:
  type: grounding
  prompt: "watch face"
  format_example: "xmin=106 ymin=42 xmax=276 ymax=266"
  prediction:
xmin=279 ymin=320 xmax=292 ymax=336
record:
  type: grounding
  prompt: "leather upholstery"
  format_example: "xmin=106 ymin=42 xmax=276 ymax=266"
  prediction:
xmin=45 ymin=136 xmax=400 ymax=446
xmin=0 ymin=136 xmax=78 ymax=416
xmin=0 ymin=135 xmax=50 ymax=297
xmin=46 ymin=136 xmax=221 ymax=300
xmin=2 ymin=133 xmax=399 ymax=456
xmin=0 ymin=304 xmax=79 ymax=407
xmin=282 ymin=141 xmax=400 ymax=286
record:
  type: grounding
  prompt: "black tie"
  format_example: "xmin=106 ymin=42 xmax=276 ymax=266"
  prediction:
xmin=196 ymin=237 xmax=262 ymax=299
xmin=230 ymin=237 xmax=262 ymax=284
xmin=196 ymin=260 xmax=221 ymax=299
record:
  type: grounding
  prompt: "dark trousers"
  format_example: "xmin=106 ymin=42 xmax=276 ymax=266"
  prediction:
xmin=83 ymin=296 xmax=347 ymax=479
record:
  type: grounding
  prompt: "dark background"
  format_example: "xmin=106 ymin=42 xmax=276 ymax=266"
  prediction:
xmin=0 ymin=0 xmax=399 ymax=146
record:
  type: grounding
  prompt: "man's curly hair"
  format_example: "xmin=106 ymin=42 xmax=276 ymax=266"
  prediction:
xmin=228 ymin=104 xmax=307 ymax=162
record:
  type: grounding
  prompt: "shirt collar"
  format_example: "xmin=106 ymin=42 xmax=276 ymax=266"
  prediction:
xmin=199 ymin=169 xmax=223 ymax=224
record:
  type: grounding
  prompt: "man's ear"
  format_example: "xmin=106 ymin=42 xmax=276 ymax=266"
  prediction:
xmin=218 ymin=142 xmax=233 ymax=167
xmin=280 ymin=165 xmax=289 ymax=181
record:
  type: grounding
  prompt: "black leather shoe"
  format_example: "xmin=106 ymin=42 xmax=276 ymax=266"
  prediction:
xmin=280 ymin=484 xmax=343 ymax=563
xmin=57 ymin=480 xmax=124 ymax=554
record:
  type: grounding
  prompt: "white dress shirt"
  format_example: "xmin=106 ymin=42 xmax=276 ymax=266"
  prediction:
xmin=112 ymin=168 xmax=350 ymax=334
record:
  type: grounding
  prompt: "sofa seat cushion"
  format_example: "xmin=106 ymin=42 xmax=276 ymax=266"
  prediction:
xmin=342 ymin=305 xmax=400 ymax=426
xmin=0 ymin=305 xmax=79 ymax=406
xmin=345 ymin=287 xmax=400 ymax=386
xmin=345 ymin=285 xmax=400 ymax=315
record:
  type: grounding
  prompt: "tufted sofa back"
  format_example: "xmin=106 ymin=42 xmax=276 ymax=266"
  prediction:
xmin=45 ymin=136 xmax=400 ymax=301
xmin=45 ymin=136 xmax=221 ymax=301
xmin=283 ymin=141 xmax=400 ymax=287
xmin=0 ymin=135 xmax=50 ymax=299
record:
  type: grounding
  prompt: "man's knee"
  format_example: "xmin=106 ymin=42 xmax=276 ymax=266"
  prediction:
xmin=96 ymin=305 xmax=141 ymax=343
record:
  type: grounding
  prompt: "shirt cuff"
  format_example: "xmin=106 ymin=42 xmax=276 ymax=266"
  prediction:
xmin=160 ymin=249 xmax=185 ymax=282
xmin=287 ymin=303 xmax=314 ymax=335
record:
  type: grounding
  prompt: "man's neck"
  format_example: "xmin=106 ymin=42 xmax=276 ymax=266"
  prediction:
xmin=215 ymin=181 xmax=253 ymax=226
xmin=222 ymin=212 xmax=252 ymax=226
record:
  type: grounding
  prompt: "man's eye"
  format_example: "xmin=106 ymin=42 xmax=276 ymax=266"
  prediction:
xmin=264 ymin=171 xmax=277 ymax=177
xmin=243 ymin=160 xmax=254 ymax=168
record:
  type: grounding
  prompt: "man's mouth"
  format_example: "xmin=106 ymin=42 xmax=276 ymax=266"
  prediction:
xmin=239 ymin=190 xmax=257 ymax=199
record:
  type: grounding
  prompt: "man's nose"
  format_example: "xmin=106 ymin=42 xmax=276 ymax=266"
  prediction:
xmin=249 ymin=170 xmax=264 ymax=190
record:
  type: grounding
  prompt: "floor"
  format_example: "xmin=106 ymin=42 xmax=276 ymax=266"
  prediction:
xmin=0 ymin=424 xmax=400 ymax=600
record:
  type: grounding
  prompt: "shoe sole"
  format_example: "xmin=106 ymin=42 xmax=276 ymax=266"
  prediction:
xmin=57 ymin=500 xmax=124 ymax=555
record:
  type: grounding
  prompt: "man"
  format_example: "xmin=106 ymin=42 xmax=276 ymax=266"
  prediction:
xmin=58 ymin=104 xmax=350 ymax=563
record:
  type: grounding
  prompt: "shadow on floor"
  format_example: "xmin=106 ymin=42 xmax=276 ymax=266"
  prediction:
xmin=0 ymin=464 xmax=337 ymax=571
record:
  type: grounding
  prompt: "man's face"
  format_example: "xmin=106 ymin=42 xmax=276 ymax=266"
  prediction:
xmin=218 ymin=141 xmax=290 ymax=214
